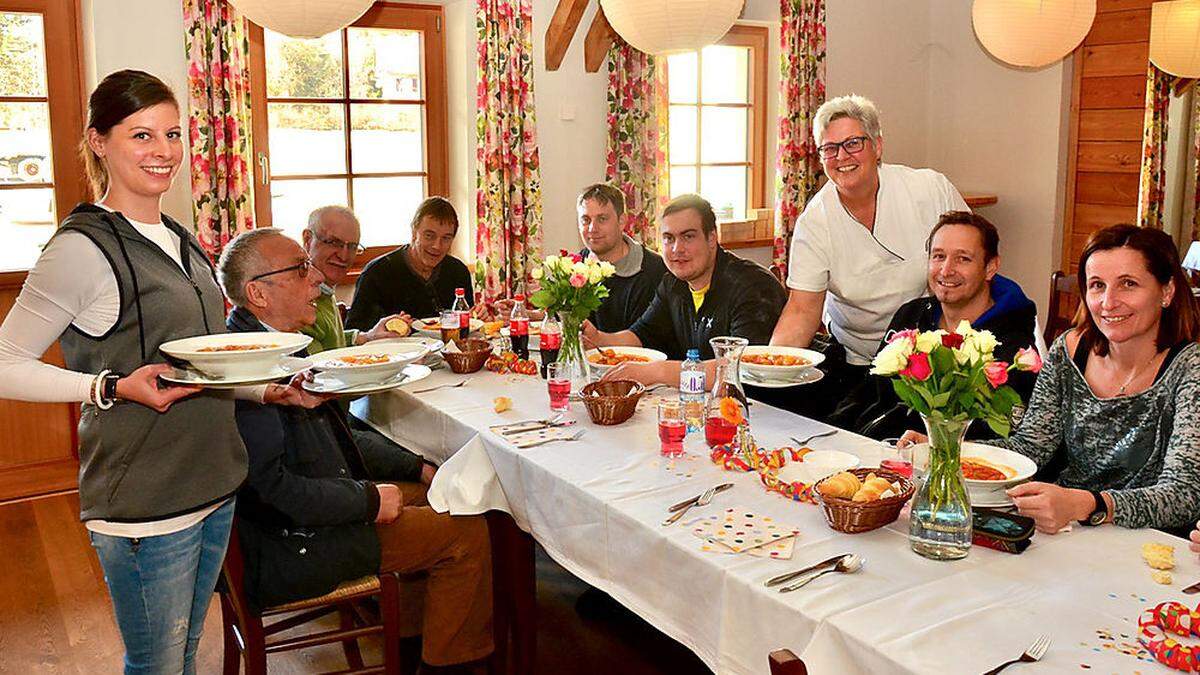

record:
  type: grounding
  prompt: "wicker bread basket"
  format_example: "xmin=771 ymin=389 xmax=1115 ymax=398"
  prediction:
xmin=580 ymin=379 xmax=645 ymax=425
xmin=442 ymin=338 xmax=492 ymax=374
xmin=813 ymin=467 xmax=915 ymax=534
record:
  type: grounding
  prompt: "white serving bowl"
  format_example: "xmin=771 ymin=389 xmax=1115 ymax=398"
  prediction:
xmin=910 ymin=441 xmax=1037 ymax=507
xmin=584 ymin=346 xmax=668 ymax=375
xmin=160 ymin=332 xmax=312 ymax=379
xmin=414 ymin=316 xmax=484 ymax=336
xmin=311 ymin=342 xmax=429 ymax=386
xmin=775 ymin=450 xmax=861 ymax=485
xmin=739 ymin=345 xmax=825 ymax=380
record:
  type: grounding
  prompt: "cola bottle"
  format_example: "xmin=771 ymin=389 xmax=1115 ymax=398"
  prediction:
xmin=509 ymin=294 xmax=530 ymax=360
xmin=539 ymin=315 xmax=562 ymax=379
xmin=451 ymin=288 xmax=470 ymax=340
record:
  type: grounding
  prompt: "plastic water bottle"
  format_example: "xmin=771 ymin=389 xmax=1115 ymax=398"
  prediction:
xmin=680 ymin=349 xmax=706 ymax=433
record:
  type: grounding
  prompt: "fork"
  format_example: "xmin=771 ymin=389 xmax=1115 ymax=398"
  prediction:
xmin=981 ymin=634 xmax=1051 ymax=675
xmin=411 ymin=379 xmax=468 ymax=394
xmin=520 ymin=428 xmax=585 ymax=449
xmin=791 ymin=429 xmax=838 ymax=446
xmin=663 ymin=484 xmax=718 ymax=526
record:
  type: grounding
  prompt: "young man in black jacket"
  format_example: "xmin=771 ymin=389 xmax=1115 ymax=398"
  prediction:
xmin=829 ymin=211 xmax=1040 ymax=439
xmin=218 ymin=229 xmax=492 ymax=674
xmin=584 ymin=194 xmax=787 ymax=385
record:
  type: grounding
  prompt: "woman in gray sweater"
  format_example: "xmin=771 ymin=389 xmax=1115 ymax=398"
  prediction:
xmin=903 ymin=224 xmax=1200 ymax=533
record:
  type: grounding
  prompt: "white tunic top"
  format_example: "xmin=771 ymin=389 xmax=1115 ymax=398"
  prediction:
xmin=786 ymin=163 xmax=968 ymax=365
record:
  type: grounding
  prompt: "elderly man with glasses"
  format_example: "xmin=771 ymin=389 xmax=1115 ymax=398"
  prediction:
xmin=769 ymin=94 xmax=969 ymax=418
xmin=301 ymin=205 xmax=410 ymax=354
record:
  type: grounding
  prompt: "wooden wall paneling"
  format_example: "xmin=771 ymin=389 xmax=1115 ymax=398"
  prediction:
xmin=1097 ymin=0 xmax=1154 ymax=11
xmin=1083 ymin=9 xmax=1150 ymax=45
xmin=1080 ymin=42 xmax=1150 ymax=77
xmin=1074 ymin=172 xmax=1142 ymax=205
xmin=1078 ymin=109 xmax=1145 ymax=140
xmin=1073 ymin=203 xmax=1139 ymax=230
xmin=1079 ymin=75 xmax=1147 ymax=108
xmin=1075 ymin=141 xmax=1143 ymax=173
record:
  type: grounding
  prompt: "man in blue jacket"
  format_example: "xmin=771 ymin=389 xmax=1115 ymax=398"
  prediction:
xmin=828 ymin=211 xmax=1040 ymax=439
xmin=217 ymin=228 xmax=492 ymax=675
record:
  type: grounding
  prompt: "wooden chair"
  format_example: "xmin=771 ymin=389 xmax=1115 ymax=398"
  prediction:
xmin=768 ymin=649 xmax=809 ymax=675
xmin=1044 ymin=270 xmax=1079 ymax=346
xmin=217 ymin=526 xmax=404 ymax=675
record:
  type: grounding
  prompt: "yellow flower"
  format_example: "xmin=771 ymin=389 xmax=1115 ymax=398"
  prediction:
xmin=546 ymin=255 xmax=559 ymax=269
xmin=954 ymin=319 xmax=975 ymax=337
xmin=598 ymin=261 xmax=616 ymax=277
xmin=915 ymin=330 xmax=944 ymax=353
xmin=954 ymin=341 xmax=982 ymax=365
xmin=870 ymin=340 xmax=910 ymax=375
xmin=971 ymin=329 xmax=998 ymax=356
xmin=572 ymin=261 xmax=588 ymax=276
xmin=531 ymin=266 xmax=543 ymax=280
xmin=559 ymin=257 xmax=576 ymax=274
xmin=587 ymin=266 xmax=602 ymax=284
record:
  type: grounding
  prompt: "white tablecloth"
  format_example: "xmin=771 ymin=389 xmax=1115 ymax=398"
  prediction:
xmin=354 ymin=369 xmax=1196 ymax=675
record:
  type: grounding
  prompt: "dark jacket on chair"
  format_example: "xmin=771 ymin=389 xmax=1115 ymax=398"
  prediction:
xmin=228 ymin=306 xmax=412 ymax=609
xmin=828 ymin=275 xmax=1039 ymax=440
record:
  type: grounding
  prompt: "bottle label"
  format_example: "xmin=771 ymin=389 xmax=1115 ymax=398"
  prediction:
xmin=511 ymin=317 xmax=528 ymax=336
xmin=680 ymin=371 xmax=705 ymax=395
xmin=459 ymin=311 xmax=470 ymax=328
xmin=541 ymin=330 xmax=562 ymax=350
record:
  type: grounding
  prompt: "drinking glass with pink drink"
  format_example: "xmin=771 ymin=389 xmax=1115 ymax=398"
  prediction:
xmin=657 ymin=400 xmax=686 ymax=457
xmin=546 ymin=362 xmax=571 ymax=412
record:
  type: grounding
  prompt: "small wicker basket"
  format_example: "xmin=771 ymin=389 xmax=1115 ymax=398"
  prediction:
xmin=813 ymin=467 xmax=915 ymax=534
xmin=580 ymin=379 xmax=645 ymax=425
xmin=442 ymin=338 xmax=492 ymax=374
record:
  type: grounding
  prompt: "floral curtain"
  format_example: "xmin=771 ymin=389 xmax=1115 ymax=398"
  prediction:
xmin=475 ymin=0 xmax=544 ymax=303
xmin=1137 ymin=64 xmax=1173 ymax=230
xmin=773 ymin=0 xmax=826 ymax=279
xmin=605 ymin=39 xmax=668 ymax=252
xmin=1190 ymin=91 xmax=1200 ymax=242
xmin=183 ymin=0 xmax=255 ymax=261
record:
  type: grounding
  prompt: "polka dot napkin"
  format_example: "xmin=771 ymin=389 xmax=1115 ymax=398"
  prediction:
xmin=691 ymin=507 xmax=800 ymax=559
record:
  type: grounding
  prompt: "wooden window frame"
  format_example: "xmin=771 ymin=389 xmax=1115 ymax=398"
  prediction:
xmin=667 ymin=24 xmax=768 ymax=231
xmin=0 ymin=0 xmax=87 ymax=274
xmin=247 ymin=2 xmax=448 ymax=277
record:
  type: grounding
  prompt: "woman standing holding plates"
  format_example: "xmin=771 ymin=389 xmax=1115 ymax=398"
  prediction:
xmin=0 ymin=70 xmax=308 ymax=673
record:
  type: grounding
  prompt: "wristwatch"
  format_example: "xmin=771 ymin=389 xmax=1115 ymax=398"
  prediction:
xmin=1079 ymin=490 xmax=1108 ymax=526
xmin=101 ymin=372 xmax=123 ymax=403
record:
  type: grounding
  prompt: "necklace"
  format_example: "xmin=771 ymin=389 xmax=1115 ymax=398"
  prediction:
xmin=1116 ymin=357 xmax=1157 ymax=396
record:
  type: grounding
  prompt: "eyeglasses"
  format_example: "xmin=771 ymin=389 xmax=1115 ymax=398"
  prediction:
xmin=250 ymin=258 xmax=313 ymax=282
xmin=313 ymin=232 xmax=366 ymax=255
xmin=818 ymin=135 xmax=871 ymax=160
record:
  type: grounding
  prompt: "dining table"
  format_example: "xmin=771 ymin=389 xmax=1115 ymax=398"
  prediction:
xmin=352 ymin=365 xmax=1197 ymax=674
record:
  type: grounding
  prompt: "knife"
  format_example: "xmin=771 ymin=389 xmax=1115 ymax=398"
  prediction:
xmin=1184 ymin=579 xmax=1200 ymax=595
xmin=668 ymin=483 xmax=734 ymax=512
xmin=763 ymin=553 xmax=850 ymax=587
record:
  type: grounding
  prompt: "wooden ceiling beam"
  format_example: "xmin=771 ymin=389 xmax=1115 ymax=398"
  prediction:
xmin=583 ymin=5 xmax=615 ymax=73
xmin=545 ymin=0 xmax=590 ymax=71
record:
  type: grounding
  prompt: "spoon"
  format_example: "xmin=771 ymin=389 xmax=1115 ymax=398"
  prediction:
xmin=778 ymin=554 xmax=864 ymax=592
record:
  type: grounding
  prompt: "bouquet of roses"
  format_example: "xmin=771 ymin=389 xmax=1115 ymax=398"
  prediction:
xmin=528 ymin=249 xmax=616 ymax=323
xmin=870 ymin=320 xmax=1043 ymax=436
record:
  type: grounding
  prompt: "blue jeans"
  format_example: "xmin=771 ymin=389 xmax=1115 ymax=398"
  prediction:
xmin=89 ymin=499 xmax=235 ymax=675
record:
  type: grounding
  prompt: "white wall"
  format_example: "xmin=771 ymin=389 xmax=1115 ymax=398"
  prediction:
xmin=924 ymin=2 xmax=1070 ymax=325
xmin=80 ymin=0 xmax=194 ymax=227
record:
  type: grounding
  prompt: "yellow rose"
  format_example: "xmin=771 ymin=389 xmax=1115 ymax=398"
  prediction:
xmin=972 ymin=329 xmax=998 ymax=355
xmin=531 ymin=266 xmax=543 ymax=280
xmin=572 ymin=261 xmax=588 ymax=276
xmin=954 ymin=319 xmax=974 ymax=337
xmin=915 ymin=330 xmax=944 ymax=353
xmin=870 ymin=340 xmax=910 ymax=375
xmin=546 ymin=255 xmax=559 ymax=269
xmin=559 ymin=257 xmax=575 ymax=274
xmin=599 ymin=261 xmax=616 ymax=277
xmin=588 ymin=267 xmax=602 ymax=284
xmin=954 ymin=341 xmax=982 ymax=365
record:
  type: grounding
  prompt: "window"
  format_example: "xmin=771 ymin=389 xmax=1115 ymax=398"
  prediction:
xmin=248 ymin=3 xmax=447 ymax=263
xmin=666 ymin=25 xmax=767 ymax=224
xmin=0 ymin=2 xmax=85 ymax=272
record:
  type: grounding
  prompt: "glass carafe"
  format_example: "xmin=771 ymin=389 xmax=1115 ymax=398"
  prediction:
xmin=704 ymin=336 xmax=749 ymax=448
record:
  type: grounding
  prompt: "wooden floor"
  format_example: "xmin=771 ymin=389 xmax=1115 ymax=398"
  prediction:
xmin=0 ymin=493 xmax=709 ymax=674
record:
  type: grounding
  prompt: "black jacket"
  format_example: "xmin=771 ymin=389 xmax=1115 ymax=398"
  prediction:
xmin=581 ymin=244 xmax=668 ymax=333
xmin=346 ymin=245 xmax=474 ymax=330
xmin=828 ymin=275 xmax=1039 ymax=440
xmin=228 ymin=307 xmax=416 ymax=609
xmin=630 ymin=247 xmax=787 ymax=360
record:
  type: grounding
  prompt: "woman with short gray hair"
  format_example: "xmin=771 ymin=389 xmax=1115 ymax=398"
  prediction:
xmin=770 ymin=93 xmax=969 ymax=418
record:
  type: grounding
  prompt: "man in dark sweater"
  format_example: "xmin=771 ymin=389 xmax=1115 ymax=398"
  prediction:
xmin=346 ymin=196 xmax=474 ymax=330
xmin=584 ymin=194 xmax=787 ymax=385
xmin=577 ymin=183 xmax=668 ymax=332
xmin=218 ymin=229 xmax=492 ymax=674
xmin=829 ymin=211 xmax=1040 ymax=439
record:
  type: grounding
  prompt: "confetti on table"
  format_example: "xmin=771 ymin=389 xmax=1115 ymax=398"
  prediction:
xmin=690 ymin=508 xmax=800 ymax=559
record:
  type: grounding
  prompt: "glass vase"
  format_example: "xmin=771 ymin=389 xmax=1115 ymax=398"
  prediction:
xmin=908 ymin=414 xmax=973 ymax=561
xmin=555 ymin=313 xmax=591 ymax=392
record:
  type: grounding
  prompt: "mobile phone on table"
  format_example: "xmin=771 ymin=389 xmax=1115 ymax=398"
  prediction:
xmin=972 ymin=507 xmax=1035 ymax=554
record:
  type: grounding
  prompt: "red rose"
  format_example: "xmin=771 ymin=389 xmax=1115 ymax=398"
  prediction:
xmin=941 ymin=332 xmax=964 ymax=349
xmin=900 ymin=352 xmax=933 ymax=381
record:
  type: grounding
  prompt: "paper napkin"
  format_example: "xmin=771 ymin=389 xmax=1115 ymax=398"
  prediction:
xmin=690 ymin=507 xmax=800 ymax=559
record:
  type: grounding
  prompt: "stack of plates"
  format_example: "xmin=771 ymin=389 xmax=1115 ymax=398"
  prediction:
xmin=159 ymin=332 xmax=313 ymax=388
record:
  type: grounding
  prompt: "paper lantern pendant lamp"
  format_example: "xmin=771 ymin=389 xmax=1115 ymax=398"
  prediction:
xmin=599 ymin=0 xmax=743 ymax=56
xmin=1150 ymin=0 xmax=1200 ymax=78
xmin=972 ymin=0 xmax=1097 ymax=68
xmin=228 ymin=0 xmax=374 ymax=39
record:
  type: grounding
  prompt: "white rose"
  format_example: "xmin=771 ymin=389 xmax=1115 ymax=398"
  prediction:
xmin=531 ymin=266 xmax=543 ymax=280
xmin=588 ymin=267 xmax=602 ymax=284
xmin=954 ymin=319 xmax=974 ymax=338
xmin=954 ymin=341 xmax=982 ymax=366
xmin=546 ymin=255 xmax=559 ymax=269
xmin=572 ymin=261 xmax=588 ymax=276
xmin=972 ymin=329 xmax=998 ymax=356
xmin=915 ymin=330 xmax=944 ymax=353
xmin=559 ymin=257 xmax=575 ymax=274
xmin=870 ymin=340 xmax=910 ymax=375
xmin=599 ymin=261 xmax=616 ymax=277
